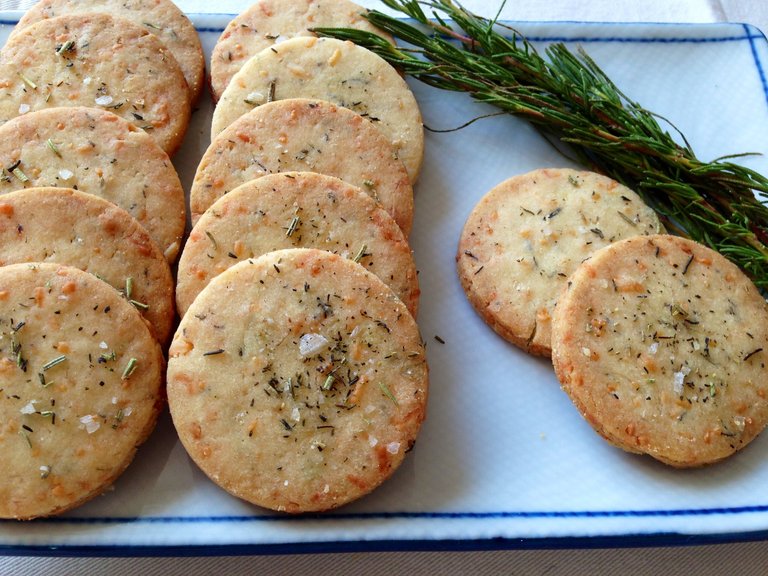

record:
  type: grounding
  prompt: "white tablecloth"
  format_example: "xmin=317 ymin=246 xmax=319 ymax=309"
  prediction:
xmin=1 ymin=1 xmax=768 ymax=574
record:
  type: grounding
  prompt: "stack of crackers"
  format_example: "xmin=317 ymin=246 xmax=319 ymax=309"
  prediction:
xmin=458 ymin=168 xmax=768 ymax=468
xmin=0 ymin=0 xmax=205 ymax=520
xmin=0 ymin=0 xmax=430 ymax=519
xmin=169 ymin=0 xmax=429 ymax=514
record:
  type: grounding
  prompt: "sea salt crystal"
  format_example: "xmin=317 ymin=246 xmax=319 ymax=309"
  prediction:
xmin=673 ymin=372 xmax=684 ymax=394
xmin=99 ymin=341 xmax=109 ymax=349
xmin=647 ymin=342 xmax=659 ymax=355
xmin=672 ymin=366 xmax=691 ymax=395
xmin=20 ymin=400 xmax=37 ymax=414
xmin=386 ymin=442 xmax=400 ymax=455
xmin=368 ymin=436 xmax=378 ymax=447
xmin=79 ymin=414 xmax=100 ymax=434
xmin=299 ymin=333 xmax=328 ymax=356
xmin=244 ymin=91 xmax=264 ymax=104
xmin=58 ymin=169 xmax=74 ymax=181
xmin=94 ymin=95 xmax=113 ymax=106
xmin=18 ymin=103 xmax=30 ymax=114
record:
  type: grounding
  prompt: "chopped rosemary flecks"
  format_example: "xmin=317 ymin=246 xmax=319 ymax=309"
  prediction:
xmin=37 ymin=372 xmax=54 ymax=387
xmin=125 ymin=277 xmax=134 ymax=300
xmin=205 ymin=230 xmax=218 ymax=249
xmin=19 ymin=431 xmax=32 ymax=448
xmin=121 ymin=357 xmax=138 ymax=380
xmin=112 ymin=409 xmax=125 ymax=429
xmin=682 ymin=254 xmax=695 ymax=275
xmin=18 ymin=72 xmax=37 ymax=90
xmin=12 ymin=333 xmax=27 ymax=372
xmin=378 ymin=381 xmax=399 ymax=406
xmin=99 ymin=351 xmax=116 ymax=363
xmin=743 ymin=348 xmax=764 ymax=362
xmin=203 ymin=348 xmax=225 ymax=356
xmin=11 ymin=167 xmax=29 ymax=183
xmin=56 ymin=39 xmax=76 ymax=55
xmin=46 ymin=138 xmax=61 ymax=157
xmin=130 ymin=299 xmax=149 ymax=311
xmin=546 ymin=207 xmax=562 ymax=220
xmin=353 ymin=243 xmax=368 ymax=263
xmin=286 ymin=215 xmax=300 ymax=237
xmin=41 ymin=355 xmax=67 ymax=371
xmin=322 ymin=373 xmax=336 ymax=391
xmin=617 ymin=211 xmax=637 ymax=227
xmin=39 ymin=410 xmax=55 ymax=424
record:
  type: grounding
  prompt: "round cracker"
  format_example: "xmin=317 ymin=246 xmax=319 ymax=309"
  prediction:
xmin=167 ymin=248 xmax=428 ymax=513
xmin=0 ymin=107 xmax=186 ymax=261
xmin=177 ymin=171 xmax=419 ymax=317
xmin=551 ymin=234 xmax=768 ymax=467
xmin=0 ymin=263 xmax=165 ymax=519
xmin=0 ymin=187 xmax=175 ymax=344
xmin=12 ymin=0 xmax=205 ymax=103
xmin=0 ymin=13 xmax=191 ymax=155
xmin=210 ymin=0 xmax=392 ymax=101
xmin=191 ymin=98 xmax=413 ymax=235
xmin=457 ymin=168 xmax=662 ymax=356
xmin=213 ymin=37 xmax=423 ymax=182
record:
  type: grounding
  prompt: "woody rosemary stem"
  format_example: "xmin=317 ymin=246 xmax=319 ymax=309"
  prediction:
xmin=315 ymin=0 xmax=768 ymax=289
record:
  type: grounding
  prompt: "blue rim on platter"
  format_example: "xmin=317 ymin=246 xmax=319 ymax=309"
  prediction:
xmin=1 ymin=13 xmax=768 ymax=556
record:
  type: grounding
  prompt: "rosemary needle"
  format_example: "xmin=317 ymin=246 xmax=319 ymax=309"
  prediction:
xmin=317 ymin=0 xmax=768 ymax=288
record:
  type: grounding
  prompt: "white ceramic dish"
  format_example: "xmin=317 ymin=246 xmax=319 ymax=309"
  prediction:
xmin=1 ymin=12 xmax=768 ymax=555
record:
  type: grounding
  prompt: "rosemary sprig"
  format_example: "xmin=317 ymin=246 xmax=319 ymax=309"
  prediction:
xmin=317 ymin=0 xmax=768 ymax=287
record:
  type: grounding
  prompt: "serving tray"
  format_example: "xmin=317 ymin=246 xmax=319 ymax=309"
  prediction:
xmin=2 ymin=12 xmax=768 ymax=555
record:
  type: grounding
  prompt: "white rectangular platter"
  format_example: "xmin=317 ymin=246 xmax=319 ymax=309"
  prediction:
xmin=2 ymin=12 xmax=768 ymax=554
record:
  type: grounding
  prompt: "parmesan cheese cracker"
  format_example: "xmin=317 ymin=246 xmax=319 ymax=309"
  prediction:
xmin=210 ymin=0 xmax=392 ymax=101
xmin=212 ymin=37 xmax=424 ymax=182
xmin=12 ymin=0 xmax=205 ymax=103
xmin=551 ymin=234 xmax=768 ymax=467
xmin=457 ymin=168 xmax=661 ymax=356
xmin=0 ymin=107 xmax=186 ymax=262
xmin=0 ymin=13 xmax=191 ymax=155
xmin=177 ymin=172 xmax=419 ymax=317
xmin=191 ymin=98 xmax=413 ymax=235
xmin=0 ymin=187 xmax=175 ymax=344
xmin=0 ymin=263 xmax=165 ymax=519
xmin=167 ymin=248 xmax=428 ymax=513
